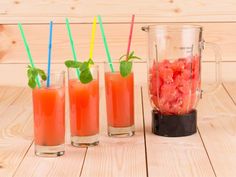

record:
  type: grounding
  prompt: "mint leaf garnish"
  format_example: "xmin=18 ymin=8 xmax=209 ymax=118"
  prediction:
xmin=80 ymin=62 xmax=89 ymax=72
xmin=37 ymin=68 xmax=47 ymax=81
xmin=65 ymin=60 xmax=82 ymax=68
xmin=119 ymin=51 xmax=141 ymax=77
xmin=27 ymin=65 xmax=47 ymax=89
xmin=119 ymin=54 xmax=127 ymax=61
xmin=88 ymin=58 xmax=94 ymax=65
xmin=28 ymin=77 xmax=36 ymax=89
xmin=120 ymin=61 xmax=132 ymax=77
xmin=79 ymin=68 xmax=93 ymax=84
xmin=64 ymin=59 xmax=94 ymax=84
xmin=128 ymin=55 xmax=141 ymax=60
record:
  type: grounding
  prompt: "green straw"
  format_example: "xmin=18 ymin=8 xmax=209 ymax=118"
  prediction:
xmin=18 ymin=23 xmax=41 ymax=88
xmin=65 ymin=18 xmax=80 ymax=78
xmin=97 ymin=15 xmax=114 ymax=72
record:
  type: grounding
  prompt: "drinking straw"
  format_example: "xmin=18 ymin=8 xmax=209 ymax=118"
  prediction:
xmin=97 ymin=15 xmax=114 ymax=72
xmin=126 ymin=14 xmax=135 ymax=60
xmin=47 ymin=21 xmax=53 ymax=87
xmin=89 ymin=17 xmax=97 ymax=59
xmin=65 ymin=18 xmax=80 ymax=78
xmin=18 ymin=23 xmax=41 ymax=88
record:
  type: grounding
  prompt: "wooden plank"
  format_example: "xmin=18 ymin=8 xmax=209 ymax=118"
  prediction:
xmin=223 ymin=82 xmax=236 ymax=103
xmin=14 ymin=90 xmax=86 ymax=177
xmin=1 ymin=0 xmax=236 ymax=23
xmin=0 ymin=23 xmax=236 ymax=63
xmin=14 ymin=146 xmax=86 ymax=177
xmin=0 ymin=87 xmax=33 ymax=177
xmin=0 ymin=86 xmax=24 ymax=106
xmin=196 ymin=83 xmax=236 ymax=177
xmin=80 ymin=87 xmax=147 ymax=177
xmin=11 ymin=87 xmax=32 ymax=108
xmin=142 ymin=86 xmax=215 ymax=177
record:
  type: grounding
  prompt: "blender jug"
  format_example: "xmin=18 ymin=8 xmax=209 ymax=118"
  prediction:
xmin=142 ymin=25 xmax=221 ymax=137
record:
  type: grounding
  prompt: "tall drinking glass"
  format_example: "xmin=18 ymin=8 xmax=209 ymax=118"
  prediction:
xmin=68 ymin=66 xmax=99 ymax=147
xmin=33 ymin=71 xmax=65 ymax=157
xmin=105 ymin=62 xmax=135 ymax=137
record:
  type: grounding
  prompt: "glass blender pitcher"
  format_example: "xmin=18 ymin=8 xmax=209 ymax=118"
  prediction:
xmin=142 ymin=25 xmax=221 ymax=137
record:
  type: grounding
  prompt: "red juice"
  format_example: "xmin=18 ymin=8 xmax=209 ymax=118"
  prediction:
xmin=69 ymin=79 xmax=99 ymax=137
xmin=105 ymin=72 xmax=134 ymax=128
xmin=33 ymin=86 xmax=65 ymax=146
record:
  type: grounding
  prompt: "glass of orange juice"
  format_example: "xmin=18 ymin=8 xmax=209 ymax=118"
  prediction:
xmin=32 ymin=71 xmax=65 ymax=157
xmin=105 ymin=62 xmax=135 ymax=137
xmin=68 ymin=66 xmax=99 ymax=147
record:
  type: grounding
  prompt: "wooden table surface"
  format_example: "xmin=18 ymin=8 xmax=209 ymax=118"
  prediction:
xmin=1 ymin=83 xmax=236 ymax=177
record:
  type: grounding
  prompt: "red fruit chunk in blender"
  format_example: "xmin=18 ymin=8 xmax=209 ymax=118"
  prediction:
xmin=149 ymin=56 xmax=200 ymax=115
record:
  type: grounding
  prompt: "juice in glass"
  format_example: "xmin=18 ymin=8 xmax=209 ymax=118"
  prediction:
xmin=68 ymin=66 xmax=99 ymax=147
xmin=105 ymin=63 xmax=134 ymax=137
xmin=32 ymin=71 xmax=65 ymax=157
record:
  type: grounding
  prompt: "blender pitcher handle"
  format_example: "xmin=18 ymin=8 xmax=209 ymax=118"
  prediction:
xmin=201 ymin=40 xmax=222 ymax=94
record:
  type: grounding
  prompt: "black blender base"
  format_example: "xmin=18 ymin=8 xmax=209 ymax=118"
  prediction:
xmin=152 ymin=109 xmax=197 ymax=137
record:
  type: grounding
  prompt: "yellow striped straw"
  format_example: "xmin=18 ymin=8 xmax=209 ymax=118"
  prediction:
xmin=89 ymin=17 xmax=97 ymax=59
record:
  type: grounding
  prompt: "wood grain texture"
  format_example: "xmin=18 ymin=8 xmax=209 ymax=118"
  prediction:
xmin=13 ymin=90 xmax=86 ymax=177
xmin=0 ymin=0 xmax=236 ymax=23
xmin=142 ymin=86 xmax=215 ymax=177
xmin=0 ymin=86 xmax=24 ymax=107
xmin=14 ymin=146 xmax=86 ymax=177
xmin=223 ymin=82 xmax=236 ymax=103
xmin=0 ymin=23 xmax=235 ymax=63
xmin=197 ymin=84 xmax=236 ymax=177
xmin=1 ymin=84 xmax=236 ymax=176
xmin=0 ymin=87 xmax=33 ymax=177
xmin=81 ymin=87 xmax=147 ymax=177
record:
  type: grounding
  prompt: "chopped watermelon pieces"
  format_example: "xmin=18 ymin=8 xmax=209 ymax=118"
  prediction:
xmin=149 ymin=56 xmax=200 ymax=115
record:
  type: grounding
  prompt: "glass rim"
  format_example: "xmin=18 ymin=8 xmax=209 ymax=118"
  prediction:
xmin=48 ymin=70 xmax=66 ymax=75
xmin=67 ymin=64 xmax=99 ymax=70
xmin=36 ymin=70 xmax=65 ymax=88
xmin=103 ymin=61 xmax=135 ymax=73
xmin=103 ymin=61 xmax=120 ymax=64
xmin=145 ymin=24 xmax=203 ymax=31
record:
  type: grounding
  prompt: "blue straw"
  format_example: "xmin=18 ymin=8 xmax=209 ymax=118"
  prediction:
xmin=47 ymin=21 xmax=53 ymax=87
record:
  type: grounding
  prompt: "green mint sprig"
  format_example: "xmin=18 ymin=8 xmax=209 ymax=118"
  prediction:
xmin=119 ymin=51 xmax=141 ymax=77
xmin=65 ymin=58 xmax=94 ymax=84
xmin=27 ymin=65 xmax=47 ymax=89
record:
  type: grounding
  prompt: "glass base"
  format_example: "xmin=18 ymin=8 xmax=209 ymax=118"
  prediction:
xmin=35 ymin=144 xmax=65 ymax=157
xmin=108 ymin=125 xmax=135 ymax=137
xmin=71 ymin=134 xmax=99 ymax=147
